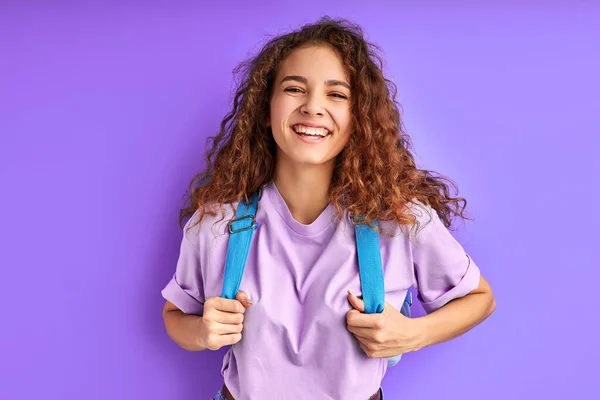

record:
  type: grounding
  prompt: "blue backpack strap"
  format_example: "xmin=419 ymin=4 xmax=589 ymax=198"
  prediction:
xmin=353 ymin=215 xmax=413 ymax=367
xmin=221 ymin=193 xmax=259 ymax=299
xmin=353 ymin=216 xmax=413 ymax=315
xmin=353 ymin=217 xmax=385 ymax=314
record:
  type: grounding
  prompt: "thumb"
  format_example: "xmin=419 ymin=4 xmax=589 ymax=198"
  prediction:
xmin=236 ymin=290 xmax=253 ymax=308
xmin=347 ymin=290 xmax=365 ymax=312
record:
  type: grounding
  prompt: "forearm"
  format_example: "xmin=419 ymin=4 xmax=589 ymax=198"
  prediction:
xmin=416 ymin=286 xmax=496 ymax=350
xmin=163 ymin=310 xmax=207 ymax=352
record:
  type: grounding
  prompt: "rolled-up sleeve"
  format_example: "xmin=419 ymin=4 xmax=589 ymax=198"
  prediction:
xmin=161 ymin=211 xmax=205 ymax=315
xmin=410 ymin=202 xmax=481 ymax=314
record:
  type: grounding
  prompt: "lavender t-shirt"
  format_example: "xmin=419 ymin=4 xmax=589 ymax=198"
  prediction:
xmin=161 ymin=181 xmax=481 ymax=400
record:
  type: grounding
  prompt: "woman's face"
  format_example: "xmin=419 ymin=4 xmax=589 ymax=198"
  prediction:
xmin=268 ymin=44 xmax=353 ymax=169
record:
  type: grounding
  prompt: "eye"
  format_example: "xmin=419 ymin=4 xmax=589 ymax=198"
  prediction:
xmin=330 ymin=93 xmax=348 ymax=99
xmin=284 ymin=87 xmax=304 ymax=93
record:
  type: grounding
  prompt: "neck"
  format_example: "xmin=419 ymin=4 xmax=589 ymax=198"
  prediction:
xmin=273 ymin=159 xmax=334 ymax=225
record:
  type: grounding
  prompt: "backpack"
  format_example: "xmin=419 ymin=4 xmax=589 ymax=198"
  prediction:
xmin=220 ymin=192 xmax=413 ymax=367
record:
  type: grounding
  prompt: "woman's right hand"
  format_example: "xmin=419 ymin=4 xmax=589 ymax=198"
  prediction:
xmin=199 ymin=291 xmax=253 ymax=351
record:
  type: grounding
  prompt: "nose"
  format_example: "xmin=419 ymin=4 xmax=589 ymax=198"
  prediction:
xmin=300 ymin=92 xmax=325 ymax=116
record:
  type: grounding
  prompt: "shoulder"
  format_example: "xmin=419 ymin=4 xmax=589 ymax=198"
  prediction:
xmin=378 ymin=198 xmax=437 ymax=240
xmin=405 ymin=198 xmax=438 ymax=235
xmin=182 ymin=201 xmax=241 ymax=248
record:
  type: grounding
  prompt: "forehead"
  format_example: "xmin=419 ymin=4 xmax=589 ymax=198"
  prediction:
xmin=276 ymin=45 xmax=349 ymax=81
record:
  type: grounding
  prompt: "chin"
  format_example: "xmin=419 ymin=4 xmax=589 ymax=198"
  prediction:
xmin=275 ymin=139 xmax=337 ymax=167
xmin=291 ymin=153 xmax=334 ymax=167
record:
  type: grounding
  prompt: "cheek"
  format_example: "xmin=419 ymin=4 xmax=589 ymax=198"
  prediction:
xmin=338 ymin=131 xmax=352 ymax=149
xmin=268 ymin=102 xmax=278 ymax=123
xmin=270 ymin=94 xmax=295 ymax=117
xmin=338 ymin=110 xmax=353 ymax=134
xmin=337 ymin=114 xmax=353 ymax=147
xmin=268 ymin=101 xmax=289 ymax=140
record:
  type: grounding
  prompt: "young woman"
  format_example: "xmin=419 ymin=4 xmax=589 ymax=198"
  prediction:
xmin=161 ymin=17 xmax=496 ymax=400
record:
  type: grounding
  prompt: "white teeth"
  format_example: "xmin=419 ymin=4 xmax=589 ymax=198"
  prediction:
xmin=293 ymin=125 xmax=329 ymax=137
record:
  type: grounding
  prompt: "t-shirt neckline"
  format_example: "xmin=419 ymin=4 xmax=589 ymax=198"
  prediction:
xmin=262 ymin=180 xmax=336 ymax=236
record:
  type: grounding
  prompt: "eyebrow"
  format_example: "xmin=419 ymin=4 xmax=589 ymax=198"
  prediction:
xmin=280 ymin=75 xmax=351 ymax=90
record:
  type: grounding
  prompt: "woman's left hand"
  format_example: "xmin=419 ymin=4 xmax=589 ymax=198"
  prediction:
xmin=346 ymin=290 xmax=426 ymax=358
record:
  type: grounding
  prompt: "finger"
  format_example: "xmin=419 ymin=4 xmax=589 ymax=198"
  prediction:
xmin=212 ymin=297 xmax=246 ymax=314
xmin=211 ymin=309 xmax=245 ymax=325
xmin=354 ymin=334 xmax=376 ymax=348
xmin=347 ymin=325 xmax=374 ymax=340
xmin=214 ymin=322 xmax=244 ymax=335
xmin=357 ymin=340 xmax=375 ymax=358
xmin=355 ymin=335 xmax=383 ymax=357
xmin=236 ymin=291 xmax=253 ymax=308
xmin=347 ymin=290 xmax=365 ymax=312
xmin=215 ymin=333 xmax=243 ymax=347
xmin=346 ymin=309 xmax=376 ymax=328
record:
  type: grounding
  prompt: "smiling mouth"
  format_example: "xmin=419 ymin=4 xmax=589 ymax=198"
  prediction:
xmin=291 ymin=124 xmax=331 ymax=138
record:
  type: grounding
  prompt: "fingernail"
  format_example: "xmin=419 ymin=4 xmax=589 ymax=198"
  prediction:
xmin=246 ymin=299 xmax=253 ymax=305
xmin=347 ymin=289 xmax=353 ymax=296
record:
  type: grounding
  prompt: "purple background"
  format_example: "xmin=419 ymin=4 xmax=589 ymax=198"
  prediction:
xmin=1 ymin=1 xmax=598 ymax=399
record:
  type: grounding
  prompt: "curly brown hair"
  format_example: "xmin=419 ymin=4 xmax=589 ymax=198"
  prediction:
xmin=180 ymin=16 xmax=472 ymax=236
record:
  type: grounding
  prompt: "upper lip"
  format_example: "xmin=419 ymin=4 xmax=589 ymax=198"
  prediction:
xmin=291 ymin=122 xmax=331 ymax=132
